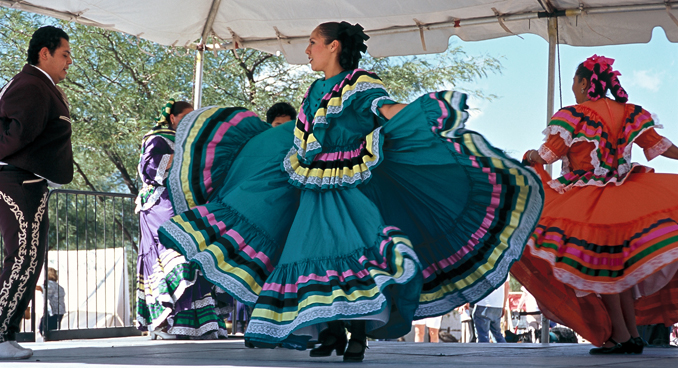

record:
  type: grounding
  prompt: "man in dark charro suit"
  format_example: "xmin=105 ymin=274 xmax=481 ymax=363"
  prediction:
xmin=0 ymin=26 xmax=73 ymax=359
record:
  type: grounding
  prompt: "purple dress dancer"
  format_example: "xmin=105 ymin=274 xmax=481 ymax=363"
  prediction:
xmin=135 ymin=113 xmax=229 ymax=339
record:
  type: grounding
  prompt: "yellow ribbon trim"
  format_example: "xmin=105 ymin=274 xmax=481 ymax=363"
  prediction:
xmin=289 ymin=131 xmax=379 ymax=184
xmin=252 ymin=285 xmax=380 ymax=323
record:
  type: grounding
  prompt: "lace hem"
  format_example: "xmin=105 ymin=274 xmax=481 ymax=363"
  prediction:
xmin=246 ymin=241 xmax=419 ymax=340
xmin=528 ymin=239 xmax=678 ymax=295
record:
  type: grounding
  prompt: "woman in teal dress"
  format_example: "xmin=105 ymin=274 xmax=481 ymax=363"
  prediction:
xmin=158 ymin=22 xmax=543 ymax=361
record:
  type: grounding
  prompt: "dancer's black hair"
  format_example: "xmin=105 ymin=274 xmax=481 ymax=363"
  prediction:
xmin=316 ymin=22 xmax=369 ymax=70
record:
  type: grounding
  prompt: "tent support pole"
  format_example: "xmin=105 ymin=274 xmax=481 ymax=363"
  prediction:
xmin=193 ymin=48 xmax=205 ymax=109
xmin=539 ymin=15 xmax=558 ymax=347
xmin=545 ymin=16 xmax=557 ymax=179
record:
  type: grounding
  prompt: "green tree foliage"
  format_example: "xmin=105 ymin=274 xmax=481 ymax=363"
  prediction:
xmin=1 ymin=8 xmax=503 ymax=196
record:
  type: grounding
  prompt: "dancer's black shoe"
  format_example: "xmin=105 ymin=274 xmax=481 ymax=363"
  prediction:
xmin=309 ymin=332 xmax=347 ymax=357
xmin=589 ymin=338 xmax=639 ymax=355
xmin=631 ymin=337 xmax=645 ymax=354
xmin=343 ymin=339 xmax=367 ymax=362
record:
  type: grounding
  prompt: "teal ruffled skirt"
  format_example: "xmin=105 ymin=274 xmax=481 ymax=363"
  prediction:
xmin=158 ymin=92 xmax=543 ymax=348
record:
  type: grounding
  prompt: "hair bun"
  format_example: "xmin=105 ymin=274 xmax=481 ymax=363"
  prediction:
xmin=338 ymin=22 xmax=369 ymax=53
xmin=317 ymin=21 xmax=370 ymax=70
xmin=156 ymin=99 xmax=175 ymax=125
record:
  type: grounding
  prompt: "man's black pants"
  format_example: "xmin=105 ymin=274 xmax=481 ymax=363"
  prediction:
xmin=0 ymin=168 xmax=49 ymax=342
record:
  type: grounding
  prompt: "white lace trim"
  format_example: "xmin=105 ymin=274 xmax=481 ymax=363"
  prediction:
xmin=370 ymin=96 xmax=396 ymax=117
xmin=527 ymin=238 xmax=678 ymax=295
xmin=537 ymin=145 xmax=558 ymax=165
xmin=644 ymin=136 xmax=673 ymax=161
xmin=247 ymin=295 xmax=388 ymax=340
xmin=325 ymin=82 xmax=388 ymax=117
xmin=134 ymin=185 xmax=165 ymax=213
xmin=160 ymin=220 xmax=264 ymax=306
xmin=154 ymin=154 xmax=172 ymax=185
xmin=620 ymin=124 xmax=662 ymax=174
xmin=167 ymin=321 xmax=229 ymax=338
xmin=542 ymin=125 xmax=603 ymax=177
xmin=294 ymin=135 xmax=322 ymax=161
xmin=193 ymin=250 xmax=259 ymax=304
xmin=296 ymin=81 xmax=388 ymax=160
xmin=166 ymin=108 xmax=206 ymax=214
xmin=163 ymin=294 xmax=230 ymax=337
xmin=161 ymin=221 xmax=200 ymax=259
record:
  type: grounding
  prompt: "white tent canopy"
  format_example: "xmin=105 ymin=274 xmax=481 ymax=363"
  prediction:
xmin=2 ymin=0 xmax=678 ymax=64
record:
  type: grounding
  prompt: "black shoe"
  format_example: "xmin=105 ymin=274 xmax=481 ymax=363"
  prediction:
xmin=631 ymin=337 xmax=645 ymax=354
xmin=589 ymin=338 xmax=637 ymax=355
xmin=343 ymin=339 xmax=368 ymax=362
xmin=309 ymin=333 xmax=347 ymax=357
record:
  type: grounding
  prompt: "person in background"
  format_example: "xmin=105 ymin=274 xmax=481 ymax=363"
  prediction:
xmin=266 ymin=102 xmax=297 ymax=127
xmin=473 ymin=279 xmax=508 ymax=343
xmin=517 ymin=286 xmax=540 ymax=334
xmin=39 ymin=267 xmax=66 ymax=335
xmin=0 ymin=25 xmax=74 ymax=360
xmin=233 ymin=302 xmax=252 ymax=335
xmin=135 ymin=99 xmax=229 ymax=340
xmin=457 ymin=303 xmax=475 ymax=343
xmin=412 ymin=316 xmax=442 ymax=343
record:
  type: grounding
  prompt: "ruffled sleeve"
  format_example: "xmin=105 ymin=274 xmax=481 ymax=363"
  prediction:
xmin=536 ymin=107 xmax=582 ymax=164
xmin=635 ymin=127 xmax=673 ymax=161
xmin=326 ymin=70 xmax=397 ymax=124
xmin=365 ymin=93 xmax=398 ymax=122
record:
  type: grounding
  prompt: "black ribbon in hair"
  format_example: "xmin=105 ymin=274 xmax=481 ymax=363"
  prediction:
xmin=337 ymin=21 xmax=369 ymax=53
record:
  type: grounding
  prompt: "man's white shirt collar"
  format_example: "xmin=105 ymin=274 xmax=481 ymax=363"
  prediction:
xmin=31 ymin=65 xmax=55 ymax=85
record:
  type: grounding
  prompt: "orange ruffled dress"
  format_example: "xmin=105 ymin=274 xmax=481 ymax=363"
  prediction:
xmin=512 ymin=98 xmax=678 ymax=346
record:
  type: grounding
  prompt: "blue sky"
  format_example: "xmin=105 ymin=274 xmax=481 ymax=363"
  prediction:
xmin=453 ymin=27 xmax=678 ymax=174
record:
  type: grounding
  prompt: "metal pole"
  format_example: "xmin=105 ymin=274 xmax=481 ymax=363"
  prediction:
xmin=539 ymin=16 xmax=558 ymax=347
xmin=545 ymin=17 xmax=557 ymax=179
xmin=192 ymin=48 xmax=204 ymax=109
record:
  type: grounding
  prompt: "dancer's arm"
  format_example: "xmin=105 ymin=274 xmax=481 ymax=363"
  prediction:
xmin=525 ymin=149 xmax=547 ymax=165
xmin=379 ymin=103 xmax=407 ymax=120
xmin=661 ymin=144 xmax=678 ymax=160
